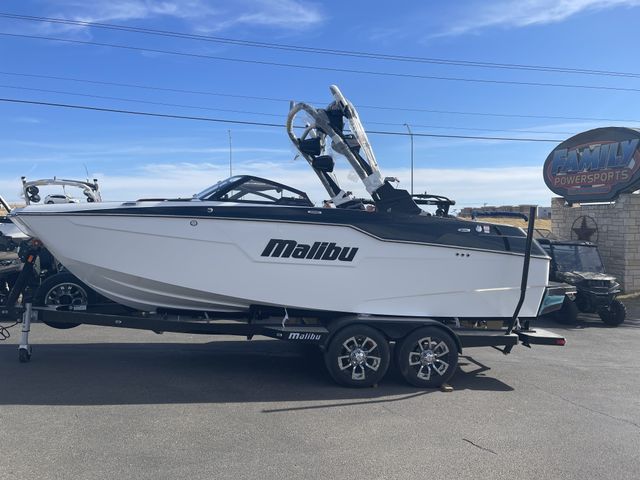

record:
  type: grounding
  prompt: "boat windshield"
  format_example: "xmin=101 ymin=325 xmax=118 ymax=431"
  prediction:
xmin=196 ymin=176 xmax=313 ymax=206
xmin=549 ymin=244 xmax=605 ymax=273
xmin=195 ymin=176 xmax=243 ymax=199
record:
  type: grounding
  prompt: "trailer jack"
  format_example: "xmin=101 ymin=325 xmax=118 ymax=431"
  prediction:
xmin=18 ymin=303 xmax=33 ymax=362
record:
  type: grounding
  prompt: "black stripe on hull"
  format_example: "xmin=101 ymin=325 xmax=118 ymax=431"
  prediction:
xmin=15 ymin=204 xmax=548 ymax=257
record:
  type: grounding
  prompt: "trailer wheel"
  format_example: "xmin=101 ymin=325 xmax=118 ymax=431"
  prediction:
xmin=599 ymin=299 xmax=626 ymax=326
xmin=34 ymin=272 xmax=94 ymax=329
xmin=554 ymin=297 xmax=579 ymax=324
xmin=324 ymin=325 xmax=390 ymax=388
xmin=396 ymin=327 xmax=458 ymax=388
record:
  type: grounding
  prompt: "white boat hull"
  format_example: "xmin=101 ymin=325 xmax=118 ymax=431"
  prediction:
xmin=12 ymin=203 xmax=550 ymax=318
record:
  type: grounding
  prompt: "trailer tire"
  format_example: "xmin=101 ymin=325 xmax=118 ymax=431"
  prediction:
xmin=599 ymin=299 xmax=626 ymax=326
xmin=396 ymin=326 xmax=458 ymax=388
xmin=34 ymin=272 xmax=94 ymax=329
xmin=324 ymin=325 xmax=390 ymax=388
xmin=554 ymin=297 xmax=579 ymax=325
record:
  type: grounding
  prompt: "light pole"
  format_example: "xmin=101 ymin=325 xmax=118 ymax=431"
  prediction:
xmin=404 ymin=123 xmax=414 ymax=195
xmin=228 ymin=129 xmax=233 ymax=176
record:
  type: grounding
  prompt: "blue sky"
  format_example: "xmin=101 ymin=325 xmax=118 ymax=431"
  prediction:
xmin=1 ymin=0 xmax=640 ymax=209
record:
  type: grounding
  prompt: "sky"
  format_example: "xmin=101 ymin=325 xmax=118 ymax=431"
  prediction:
xmin=1 ymin=0 xmax=640 ymax=210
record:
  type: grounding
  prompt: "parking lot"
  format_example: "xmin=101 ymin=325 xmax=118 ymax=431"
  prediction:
xmin=1 ymin=304 xmax=639 ymax=480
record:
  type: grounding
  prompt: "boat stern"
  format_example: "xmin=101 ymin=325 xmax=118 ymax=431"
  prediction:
xmin=537 ymin=281 xmax=577 ymax=316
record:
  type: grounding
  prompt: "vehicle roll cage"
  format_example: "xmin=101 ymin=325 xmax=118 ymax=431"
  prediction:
xmin=412 ymin=193 xmax=455 ymax=216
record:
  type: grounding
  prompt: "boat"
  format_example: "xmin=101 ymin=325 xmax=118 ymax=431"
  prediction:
xmin=1 ymin=177 xmax=101 ymax=241
xmin=21 ymin=177 xmax=102 ymax=205
xmin=4 ymin=86 xmax=571 ymax=389
xmin=10 ymin=85 xmax=551 ymax=319
xmin=1 ymin=177 xmax=103 ymax=304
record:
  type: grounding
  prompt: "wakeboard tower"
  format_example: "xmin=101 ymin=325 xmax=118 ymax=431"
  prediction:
xmin=287 ymin=85 xmax=421 ymax=214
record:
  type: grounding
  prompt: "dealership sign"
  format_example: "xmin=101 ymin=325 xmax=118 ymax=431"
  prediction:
xmin=543 ymin=127 xmax=640 ymax=202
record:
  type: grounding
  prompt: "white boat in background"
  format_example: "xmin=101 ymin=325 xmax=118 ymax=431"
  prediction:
xmin=10 ymin=86 xmax=551 ymax=319
xmin=1 ymin=177 xmax=101 ymax=241
xmin=21 ymin=177 xmax=102 ymax=205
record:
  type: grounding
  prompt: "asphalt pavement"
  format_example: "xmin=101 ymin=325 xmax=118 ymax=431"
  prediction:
xmin=1 ymin=304 xmax=639 ymax=480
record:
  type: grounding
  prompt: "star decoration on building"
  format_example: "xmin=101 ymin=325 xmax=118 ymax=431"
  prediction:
xmin=572 ymin=216 xmax=598 ymax=242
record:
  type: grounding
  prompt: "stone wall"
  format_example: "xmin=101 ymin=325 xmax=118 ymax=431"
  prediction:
xmin=460 ymin=205 xmax=548 ymax=218
xmin=551 ymin=193 xmax=640 ymax=292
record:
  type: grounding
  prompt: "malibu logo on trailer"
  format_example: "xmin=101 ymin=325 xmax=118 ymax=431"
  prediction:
xmin=287 ymin=332 xmax=323 ymax=341
xmin=543 ymin=127 xmax=640 ymax=203
xmin=261 ymin=239 xmax=359 ymax=262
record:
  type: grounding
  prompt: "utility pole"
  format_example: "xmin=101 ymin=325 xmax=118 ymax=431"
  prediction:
xmin=404 ymin=123 xmax=414 ymax=195
xmin=228 ymin=130 xmax=233 ymax=176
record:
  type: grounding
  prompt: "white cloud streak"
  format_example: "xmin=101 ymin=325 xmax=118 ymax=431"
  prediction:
xmin=33 ymin=0 xmax=324 ymax=36
xmin=441 ymin=0 xmax=640 ymax=36
xmin=11 ymin=117 xmax=42 ymax=124
xmin=212 ymin=0 xmax=324 ymax=31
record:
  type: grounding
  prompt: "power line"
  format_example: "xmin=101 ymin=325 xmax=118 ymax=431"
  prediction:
xmin=0 ymin=97 xmax=283 ymax=127
xmin=0 ymin=83 xmax=576 ymax=136
xmin=0 ymin=70 xmax=294 ymax=103
xmin=2 ymin=12 xmax=639 ymax=79
xmin=358 ymin=103 xmax=636 ymax=123
xmin=2 ymin=70 xmax=638 ymax=124
xmin=0 ymin=84 xmax=285 ymax=118
xmin=3 ymin=31 xmax=640 ymax=94
xmin=0 ymin=97 xmax=563 ymax=142
xmin=366 ymin=120 xmax=575 ymax=136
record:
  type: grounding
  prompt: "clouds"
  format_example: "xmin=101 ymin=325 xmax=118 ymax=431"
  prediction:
xmin=35 ymin=0 xmax=324 ymax=35
xmin=0 ymin=150 xmax=552 ymax=207
xmin=88 ymin=162 xmax=549 ymax=207
xmin=0 ymin=132 xmax=554 ymax=207
xmin=55 ymin=0 xmax=215 ymax=23
xmin=11 ymin=117 xmax=42 ymax=124
xmin=440 ymin=0 xmax=640 ymax=36
xmin=92 ymin=161 xmax=322 ymax=201
xmin=214 ymin=0 xmax=325 ymax=31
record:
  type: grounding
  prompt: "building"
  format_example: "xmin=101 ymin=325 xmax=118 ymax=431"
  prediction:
xmin=459 ymin=205 xmax=550 ymax=219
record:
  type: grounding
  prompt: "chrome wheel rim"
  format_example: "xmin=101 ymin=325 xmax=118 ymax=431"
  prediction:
xmin=408 ymin=336 xmax=450 ymax=381
xmin=337 ymin=335 xmax=382 ymax=381
xmin=44 ymin=282 xmax=88 ymax=309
